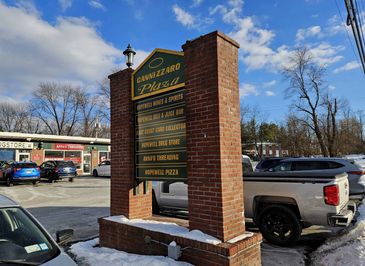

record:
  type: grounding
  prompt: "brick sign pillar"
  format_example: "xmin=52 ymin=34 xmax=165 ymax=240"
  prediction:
xmin=183 ymin=31 xmax=245 ymax=241
xmin=109 ymin=68 xmax=152 ymax=219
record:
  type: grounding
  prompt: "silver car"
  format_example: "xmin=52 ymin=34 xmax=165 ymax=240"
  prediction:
xmin=267 ymin=157 xmax=365 ymax=195
xmin=0 ymin=195 xmax=76 ymax=265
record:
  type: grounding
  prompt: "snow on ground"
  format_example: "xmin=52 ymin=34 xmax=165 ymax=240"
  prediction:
xmin=310 ymin=200 xmax=365 ymax=266
xmin=105 ymin=215 xmax=222 ymax=245
xmin=69 ymin=238 xmax=192 ymax=266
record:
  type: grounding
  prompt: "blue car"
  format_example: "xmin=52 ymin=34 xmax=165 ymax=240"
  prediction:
xmin=2 ymin=161 xmax=40 ymax=186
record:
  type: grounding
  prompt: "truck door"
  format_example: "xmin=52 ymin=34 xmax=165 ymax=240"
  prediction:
xmin=159 ymin=181 xmax=188 ymax=209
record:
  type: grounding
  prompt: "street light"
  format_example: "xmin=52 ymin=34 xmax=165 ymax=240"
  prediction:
xmin=123 ymin=44 xmax=136 ymax=68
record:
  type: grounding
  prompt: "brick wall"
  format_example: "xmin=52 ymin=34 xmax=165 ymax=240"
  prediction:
xmin=99 ymin=217 xmax=262 ymax=266
xmin=109 ymin=68 xmax=152 ymax=219
xmin=30 ymin=149 xmax=44 ymax=166
xmin=183 ymin=31 xmax=245 ymax=242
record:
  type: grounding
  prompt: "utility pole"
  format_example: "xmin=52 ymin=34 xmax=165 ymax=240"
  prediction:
xmin=344 ymin=0 xmax=365 ymax=74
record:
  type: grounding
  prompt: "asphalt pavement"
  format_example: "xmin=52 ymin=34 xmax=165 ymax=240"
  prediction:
xmin=0 ymin=176 xmax=110 ymax=241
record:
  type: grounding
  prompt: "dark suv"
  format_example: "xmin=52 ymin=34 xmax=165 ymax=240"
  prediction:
xmin=267 ymin=157 xmax=365 ymax=195
xmin=40 ymin=161 xmax=77 ymax=182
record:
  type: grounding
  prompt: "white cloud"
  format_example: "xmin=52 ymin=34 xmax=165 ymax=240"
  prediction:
xmin=59 ymin=0 xmax=72 ymax=11
xmin=333 ymin=61 xmax=361 ymax=74
xmin=89 ymin=0 xmax=106 ymax=11
xmin=327 ymin=15 xmax=346 ymax=35
xmin=0 ymin=2 xmax=149 ymax=100
xmin=172 ymin=4 xmax=212 ymax=30
xmin=210 ymin=0 xmax=243 ymax=25
xmin=15 ymin=0 xmax=40 ymax=16
xmin=262 ymin=80 xmax=277 ymax=88
xmin=328 ymin=85 xmax=336 ymax=90
xmin=240 ymin=83 xmax=259 ymax=97
xmin=191 ymin=0 xmax=203 ymax=8
xmin=296 ymin=26 xmax=322 ymax=42
xmin=210 ymin=2 xmax=343 ymax=72
xmin=265 ymin=90 xmax=275 ymax=96
xmin=172 ymin=4 xmax=195 ymax=28
xmin=309 ymin=43 xmax=344 ymax=65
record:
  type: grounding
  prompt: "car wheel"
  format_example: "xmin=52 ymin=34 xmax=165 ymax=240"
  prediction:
xmin=257 ymin=205 xmax=302 ymax=246
xmin=69 ymin=177 xmax=74 ymax=182
xmin=93 ymin=170 xmax=98 ymax=177
xmin=6 ymin=176 xmax=13 ymax=187
xmin=32 ymin=180 xmax=39 ymax=186
xmin=152 ymin=190 xmax=160 ymax=214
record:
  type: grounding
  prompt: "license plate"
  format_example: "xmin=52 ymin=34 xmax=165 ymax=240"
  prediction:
xmin=26 ymin=170 xmax=32 ymax=173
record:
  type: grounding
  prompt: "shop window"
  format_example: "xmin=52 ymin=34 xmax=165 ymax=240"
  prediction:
xmin=0 ymin=149 xmax=15 ymax=162
xmin=45 ymin=150 xmax=64 ymax=160
xmin=65 ymin=151 xmax=82 ymax=169
xmin=99 ymin=152 xmax=110 ymax=162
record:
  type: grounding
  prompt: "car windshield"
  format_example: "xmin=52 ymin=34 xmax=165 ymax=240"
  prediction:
xmin=55 ymin=161 xmax=75 ymax=167
xmin=15 ymin=163 xmax=37 ymax=169
xmin=0 ymin=207 xmax=59 ymax=264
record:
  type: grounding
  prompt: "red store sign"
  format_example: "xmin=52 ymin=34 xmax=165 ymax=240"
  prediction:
xmin=53 ymin=143 xmax=85 ymax=150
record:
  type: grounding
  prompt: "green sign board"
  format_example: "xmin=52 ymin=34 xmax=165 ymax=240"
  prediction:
xmin=135 ymin=89 xmax=186 ymax=181
xmin=132 ymin=49 xmax=184 ymax=101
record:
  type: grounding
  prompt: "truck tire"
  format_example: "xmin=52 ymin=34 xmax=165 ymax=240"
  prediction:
xmin=152 ymin=190 xmax=160 ymax=214
xmin=257 ymin=204 xmax=302 ymax=246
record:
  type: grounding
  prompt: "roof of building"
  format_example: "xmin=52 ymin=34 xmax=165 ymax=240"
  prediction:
xmin=0 ymin=132 xmax=110 ymax=145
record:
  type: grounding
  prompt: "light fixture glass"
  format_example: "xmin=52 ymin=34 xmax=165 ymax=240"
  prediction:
xmin=123 ymin=44 xmax=136 ymax=68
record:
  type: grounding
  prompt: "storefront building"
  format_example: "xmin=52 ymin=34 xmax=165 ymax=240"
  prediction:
xmin=0 ymin=132 xmax=110 ymax=175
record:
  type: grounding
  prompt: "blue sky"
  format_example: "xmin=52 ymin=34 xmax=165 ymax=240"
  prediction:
xmin=0 ymin=0 xmax=364 ymax=123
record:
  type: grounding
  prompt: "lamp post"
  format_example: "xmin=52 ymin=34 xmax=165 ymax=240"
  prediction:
xmin=123 ymin=44 xmax=136 ymax=68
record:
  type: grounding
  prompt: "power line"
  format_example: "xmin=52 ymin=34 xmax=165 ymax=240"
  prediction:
xmin=344 ymin=0 xmax=365 ymax=74
xmin=334 ymin=0 xmax=360 ymax=65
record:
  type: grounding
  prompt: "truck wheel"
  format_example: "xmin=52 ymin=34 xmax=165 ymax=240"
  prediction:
xmin=152 ymin=190 xmax=160 ymax=214
xmin=257 ymin=205 xmax=302 ymax=246
xmin=69 ymin=177 xmax=74 ymax=182
xmin=93 ymin=170 xmax=98 ymax=177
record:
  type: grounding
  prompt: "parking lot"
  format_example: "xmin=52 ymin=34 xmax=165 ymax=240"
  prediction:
xmin=0 ymin=175 xmax=347 ymax=265
xmin=0 ymin=176 xmax=110 ymax=241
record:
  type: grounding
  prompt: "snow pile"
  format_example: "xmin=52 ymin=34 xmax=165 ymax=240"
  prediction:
xmin=69 ymin=238 xmax=192 ymax=266
xmin=310 ymin=200 xmax=365 ymax=266
xmin=105 ymin=215 xmax=222 ymax=245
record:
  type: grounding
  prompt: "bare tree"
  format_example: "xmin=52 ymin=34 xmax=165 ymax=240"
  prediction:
xmin=0 ymin=102 xmax=39 ymax=133
xmin=97 ymin=78 xmax=110 ymax=123
xmin=283 ymin=47 xmax=329 ymax=156
xmin=31 ymin=82 xmax=81 ymax=135
xmin=76 ymin=89 xmax=100 ymax=137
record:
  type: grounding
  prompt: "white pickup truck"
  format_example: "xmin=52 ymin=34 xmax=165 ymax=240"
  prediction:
xmin=152 ymin=172 xmax=356 ymax=246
